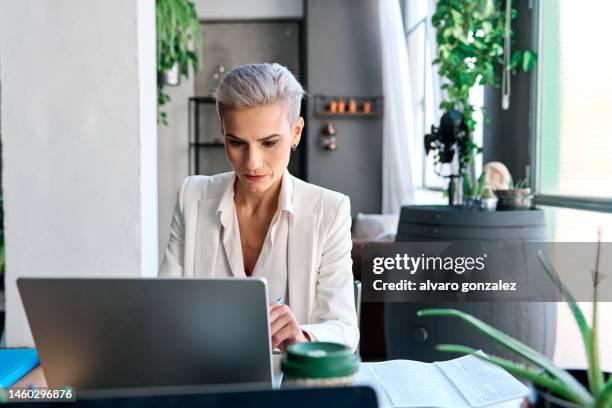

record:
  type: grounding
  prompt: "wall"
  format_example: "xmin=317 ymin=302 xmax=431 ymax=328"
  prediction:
xmin=305 ymin=0 xmax=383 ymax=215
xmin=483 ymin=0 xmax=535 ymax=181
xmin=0 ymin=0 xmax=158 ymax=346
xmin=193 ymin=0 xmax=303 ymax=19
xmin=157 ymin=0 xmax=304 ymax=259
xmin=158 ymin=0 xmax=384 ymax=256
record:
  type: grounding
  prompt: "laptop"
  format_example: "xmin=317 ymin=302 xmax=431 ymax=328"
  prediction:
xmin=17 ymin=277 xmax=273 ymax=390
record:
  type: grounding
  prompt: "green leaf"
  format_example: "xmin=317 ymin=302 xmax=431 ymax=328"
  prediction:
xmin=598 ymin=381 xmax=612 ymax=407
xmin=450 ymin=9 xmax=463 ymax=25
xmin=156 ymin=0 xmax=203 ymax=126
xmin=435 ymin=345 xmax=584 ymax=404
xmin=417 ymin=308 xmax=593 ymax=405
xmin=508 ymin=50 xmax=523 ymax=70
xmin=463 ymin=172 xmax=473 ymax=197
xmin=522 ymin=50 xmax=537 ymax=72
xmin=590 ymin=237 xmax=605 ymax=395
xmin=537 ymin=251 xmax=603 ymax=395
xmin=476 ymin=171 xmax=487 ymax=196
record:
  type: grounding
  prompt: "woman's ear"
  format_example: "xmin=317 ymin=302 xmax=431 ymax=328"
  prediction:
xmin=291 ymin=116 xmax=305 ymax=147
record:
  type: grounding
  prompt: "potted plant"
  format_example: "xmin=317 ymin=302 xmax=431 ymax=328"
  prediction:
xmin=496 ymin=176 xmax=535 ymax=210
xmin=431 ymin=0 xmax=537 ymax=194
xmin=156 ymin=0 xmax=203 ymax=125
xmin=418 ymin=238 xmax=611 ymax=408
xmin=478 ymin=186 xmax=498 ymax=211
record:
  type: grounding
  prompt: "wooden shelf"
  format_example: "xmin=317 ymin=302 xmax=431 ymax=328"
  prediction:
xmin=315 ymin=112 xmax=381 ymax=118
xmin=314 ymin=95 xmax=383 ymax=118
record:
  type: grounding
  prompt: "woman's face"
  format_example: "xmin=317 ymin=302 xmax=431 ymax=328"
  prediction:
xmin=221 ymin=103 xmax=303 ymax=194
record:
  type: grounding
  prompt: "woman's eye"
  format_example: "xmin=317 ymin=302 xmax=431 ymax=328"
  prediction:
xmin=263 ymin=141 xmax=277 ymax=148
xmin=228 ymin=140 xmax=244 ymax=147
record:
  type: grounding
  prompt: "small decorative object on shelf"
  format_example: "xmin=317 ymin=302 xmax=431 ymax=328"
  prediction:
xmin=329 ymin=100 xmax=338 ymax=113
xmin=348 ymin=98 xmax=357 ymax=113
xmin=362 ymin=100 xmax=372 ymax=114
xmin=483 ymin=162 xmax=511 ymax=190
xmin=321 ymin=122 xmax=338 ymax=151
xmin=496 ymin=176 xmax=534 ymax=210
xmin=314 ymin=95 xmax=383 ymax=117
xmin=479 ymin=186 xmax=498 ymax=211
xmin=337 ymin=98 xmax=346 ymax=113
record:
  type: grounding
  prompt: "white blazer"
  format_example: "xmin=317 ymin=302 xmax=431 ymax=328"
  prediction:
xmin=159 ymin=171 xmax=359 ymax=350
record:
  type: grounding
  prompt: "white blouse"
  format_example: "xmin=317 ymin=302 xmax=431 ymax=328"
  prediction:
xmin=214 ymin=172 xmax=292 ymax=303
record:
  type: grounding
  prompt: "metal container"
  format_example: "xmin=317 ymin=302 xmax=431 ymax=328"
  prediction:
xmin=479 ymin=197 xmax=498 ymax=211
xmin=495 ymin=188 xmax=534 ymax=210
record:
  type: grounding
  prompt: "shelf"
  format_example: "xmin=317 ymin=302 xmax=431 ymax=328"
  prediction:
xmin=314 ymin=95 xmax=383 ymax=118
xmin=315 ymin=112 xmax=381 ymax=118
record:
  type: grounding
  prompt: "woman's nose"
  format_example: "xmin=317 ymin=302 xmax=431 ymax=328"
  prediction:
xmin=246 ymin=147 xmax=263 ymax=171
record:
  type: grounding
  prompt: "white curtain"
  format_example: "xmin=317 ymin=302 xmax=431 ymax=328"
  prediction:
xmin=427 ymin=0 xmax=444 ymax=125
xmin=379 ymin=0 xmax=416 ymax=215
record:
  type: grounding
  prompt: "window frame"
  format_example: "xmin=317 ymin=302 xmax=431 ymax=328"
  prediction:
xmin=403 ymin=4 xmax=441 ymax=191
xmin=530 ymin=0 xmax=612 ymax=214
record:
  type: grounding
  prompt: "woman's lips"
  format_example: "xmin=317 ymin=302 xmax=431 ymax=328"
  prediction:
xmin=245 ymin=174 xmax=266 ymax=182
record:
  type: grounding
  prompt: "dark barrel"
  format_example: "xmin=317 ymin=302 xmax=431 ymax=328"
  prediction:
xmin=384 ymin=205 xmax=557 ymax=362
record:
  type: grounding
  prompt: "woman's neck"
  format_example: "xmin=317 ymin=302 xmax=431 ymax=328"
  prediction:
xmin=233 ymin=176 xmax=282 ymax=216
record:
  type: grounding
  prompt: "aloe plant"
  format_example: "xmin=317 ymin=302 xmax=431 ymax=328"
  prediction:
xmin=509 ymin=175 xmax=529 ymax=190
xmin=463 ymin=171 xmax=488 ymax=199
xmin=418 ymin=237 xmax=611 ymax=408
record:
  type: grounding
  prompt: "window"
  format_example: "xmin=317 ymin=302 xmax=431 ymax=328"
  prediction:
xmin=536 ymin=0 xmax=612 ymax=371
xmin=403 ymin=0 xmax=483 ymax=196
xmin=537 ymin=0 xmax=612 ymax=201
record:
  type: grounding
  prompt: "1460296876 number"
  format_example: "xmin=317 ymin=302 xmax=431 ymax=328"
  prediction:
xmin=3 ymin=387 xmax=75 ymax=402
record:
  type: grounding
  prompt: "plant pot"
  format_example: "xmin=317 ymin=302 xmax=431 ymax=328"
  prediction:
xmin=462 ymin=197 xmax=479 ymax=210
xmin=479 ymin=197 xmax=498 ymax=211
xmin=531 ymin=369 xmax=610 ymax=408
xmin=495 ymin=188 xmax=534 ymax=210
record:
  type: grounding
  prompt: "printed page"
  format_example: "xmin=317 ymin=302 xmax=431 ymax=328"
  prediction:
xmin=435 ymin=353 xmax=529 ymax=407
xmin=356 ymin=360 xmax=469 ymax=408
xmin=355 ymin=363 xmax=394 ymax=408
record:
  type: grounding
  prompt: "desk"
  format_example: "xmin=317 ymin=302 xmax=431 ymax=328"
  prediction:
xmin=10 ymin=365 xmax=46 ymax=388
xmin=10 ymin=359 xmax=526 ymax=408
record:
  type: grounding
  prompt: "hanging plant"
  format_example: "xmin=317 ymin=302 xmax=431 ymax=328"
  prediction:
xmin=432 ymin=0 xmax=537 ymax=174
xmin=156 ymin=0 xmax=203 ymax=125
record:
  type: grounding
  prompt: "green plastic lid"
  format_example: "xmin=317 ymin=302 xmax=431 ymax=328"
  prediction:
xmin=281 ymin=342 xmax=360 ymax=379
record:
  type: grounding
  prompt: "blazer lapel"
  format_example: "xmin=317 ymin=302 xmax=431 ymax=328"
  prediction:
xmin=193 ymin=198 xmax=222 ymax=277
xmin=287 ymin=212 xmax=319 ymax=323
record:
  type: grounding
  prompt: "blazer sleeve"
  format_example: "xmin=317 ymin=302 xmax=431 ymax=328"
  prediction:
xmin=158 ymin=178 xmax=189 ymax=277
xmin=301 ymin=195 xmax=360 ymax=351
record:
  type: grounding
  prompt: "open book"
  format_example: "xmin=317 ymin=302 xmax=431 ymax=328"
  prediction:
xmin=355 ymin=352 xmax=529 ymax=408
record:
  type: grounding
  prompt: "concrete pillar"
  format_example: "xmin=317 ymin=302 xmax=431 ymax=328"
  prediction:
xmin=0 ymin=0 xmax=158 ymax=346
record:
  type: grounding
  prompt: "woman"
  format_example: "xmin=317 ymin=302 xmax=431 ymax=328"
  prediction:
xmin=159 ymin=63 xmax=359 ymax=351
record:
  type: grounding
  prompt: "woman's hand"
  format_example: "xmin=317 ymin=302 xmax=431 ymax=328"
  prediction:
xmin=269 ymin=301 xmax=310 ymax=351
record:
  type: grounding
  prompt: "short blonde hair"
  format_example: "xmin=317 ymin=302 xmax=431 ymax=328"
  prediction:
xmin=215 ymin=63 xmax=305 ymax=123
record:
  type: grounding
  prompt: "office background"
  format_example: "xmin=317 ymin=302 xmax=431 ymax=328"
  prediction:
xmin=0 ymin=0 xmax=610 ymax=372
